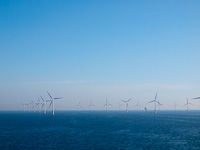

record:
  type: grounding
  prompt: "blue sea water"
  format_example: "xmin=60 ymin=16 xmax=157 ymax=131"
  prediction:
xmin=0 ymin=111 xmax=200 ymax=150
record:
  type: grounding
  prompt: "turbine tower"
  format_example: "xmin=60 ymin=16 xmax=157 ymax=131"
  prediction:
xmin=148 ymin=93 xmax=158 ymax=114
xmin=76 ymin=102 xmax=81 ymax=111
xmin=47 ymin=91 xmax=63 ymax=116
xmin=121 ymin=98 xmax=132 ymax=113
xmin=118 ymin=103 xmax=123 ymax=111
xmin=184 ymin=98 xmax=192 ymax=112
xmin=88 ymin=101 xmax=95 ymax=112
xmin=135 ymin=101 xmax=141 ymax=111
xmin=103 ymin=99 xmax=111 ymax=112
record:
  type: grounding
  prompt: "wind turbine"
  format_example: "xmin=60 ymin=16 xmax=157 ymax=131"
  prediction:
xmin=148 ymin=93 xmax=158 ymax=114
xmin=184 ymin=98 xmax=192 ymax=112
xmin=31 ymin=101 xmax=36 ymax=112
xmin=25 ymin=103 xmax=31 ymax=112
xmin=118 ymin=103 xmax=123 ymax=111
xmin=103 ymin=99 xmax=111 ymax=112
xmin=22 ymin=104 xmax=25 ymax=112
xmin=35 ymin=98 xmax=43 ymax=113
xmin=135 ymin=101 xmax=141 ymax=111
xmin=88 ymin=100 xmax=95 ymax=112
xmin=121 ymin=98 xmax=132 ymax=113
xmin=40 ymin=96 xmax=50 ymax=114
xmin=76 ymin=102 xmax=81 ymax=111
xmin=174 ymin=101 xmax=178 ymax=111
xmin=47 ymin=91 xmax=63 ymax=116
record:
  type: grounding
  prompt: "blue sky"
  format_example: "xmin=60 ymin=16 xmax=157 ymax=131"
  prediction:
xmin=1 ymin=0 xmax=200 ymax=110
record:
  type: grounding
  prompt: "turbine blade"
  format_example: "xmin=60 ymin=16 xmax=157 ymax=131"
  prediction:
xmin=54 ymin=97 xmax=63 ymax=100
xmin=49 ymin=101 xmax=52 ymax=109
xmin=47 ymin=91 xmax=53 ymax=99
xmin=193 ymin=97 xmax=200 ymax=99
xmin=40 ymin=96 xmax=44 ymax=101
xmin=155 ymin=93 xmax=157 ymax=100
xmin=148 ymin=100 xmax=155 ymax=103
xmin=127 ymin=98 xmax=132 ymax=102
xmin=121 ymin=100 xmax=126 ymax=103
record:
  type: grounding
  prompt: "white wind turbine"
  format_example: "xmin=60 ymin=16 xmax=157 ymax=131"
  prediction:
xmin=22 ymin=104 xmax=25 ymax=112
xmin=76 ymin=102 xmax=81 ymax=111
xmin=184 ymin=98 xmax=192 ymax=112
xmin=174 ymin=101 xmax=178 ymax=111
xmin=35 ymin=98 xmax=43 ymax=113
xmin=148 ymin=93 xmax=158 ymax=114
xmin=89 ymin=101 xmax=95 ymax=112
xmin=47 ymin=91 xmax=63 ymax=116
xmin=103 ymin=99 xmax=111 ymax=112
xmin=118 ymin=103 xmax=123 ymax=111
xmin=135 ymin=101 xmax=141 ymax=111
xmin=121 ymin=98 xmax=132 ymax=113
xmin=25 ymin=103 xmax=31 ymax=112
xmin=31 ymin=101 xmax=36 ymax=112
xmin=40 ymin=96 xmax=50 ymax=114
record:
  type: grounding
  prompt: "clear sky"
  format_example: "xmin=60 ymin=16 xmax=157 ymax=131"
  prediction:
xmin=1 ymin=0 xmax=200 ymax=111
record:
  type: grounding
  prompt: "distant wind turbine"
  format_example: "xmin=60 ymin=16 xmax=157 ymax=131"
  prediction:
xmin=23 ymin=104 xmax=25 ymax=112
xmin=76 ymin=102 xmax=81 ymax=111
xmin=121 ymin=98 xmax=132 ymax=113
xmin=118 ymin=103 xmax=123 ymax=111
xmin=174 ymin=101 xmax=178 ymax=111
xmin=25 ymin=103 xmax=31 ymax=112
xmin=184 ymin=98 xmax=192 ymax=112
xmin=31 ymin=101 xmax=36 ymax=112
xmin=40 ymin=96 xmax=50 ymax=114
xmin=103 ymin=99 xmax=111 ymax=112
xmin=47 ymin=92 xmax=63 ymax=116
xmin=35 ymin=98 xmax=43 ymax=113
xmin=135 ymin=101 xmax=141 ymax=111
xmin=148 ymin=93 xmax=158 ymax=114
xmin=88 ymin=101 xmax=95 ymax=112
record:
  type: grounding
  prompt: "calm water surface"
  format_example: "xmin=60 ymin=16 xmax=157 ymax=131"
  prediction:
xmin=0 ymin=111 xmax=200 ymax=149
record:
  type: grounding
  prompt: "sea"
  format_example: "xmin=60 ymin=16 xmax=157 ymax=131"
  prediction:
xmin=0 ymin=111 xmax=200 ymax=150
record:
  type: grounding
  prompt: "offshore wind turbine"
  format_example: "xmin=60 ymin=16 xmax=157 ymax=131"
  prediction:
xmin=103 ymin=99 xmax=111 ymax=112
xmin=47 ymin=91 xmax=63 ymax=116
xmin=88 ymin=100 xmax=95 ymax=112
xmin=148 ymin=93 xmax=158 ymax=114
xmin=31 ymin=101 xmax=36 ymax=112
xmin=135 ymin=101 xmax=141 ymax=111
xmin=76 ymin=102 xmax=81 ymax=111
xmin=23 ymin=104 xmax=25 ymax=112
xmin=121 ymin=98 xmax=132 ymax=113
xmin=40 ymin=96 xmax=50 ymax=114
xmin=174 ymin=101 xmax=178 ymax=111
xmin=118 ymin=103 xmax=123 ymax=111
xmin=184 ymin=98 xmax=192 ymax=112
xmin=25 ymin=103 xmax=31 ymax=112
xmin=35 ymin=98 xmax=43 ymax=113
